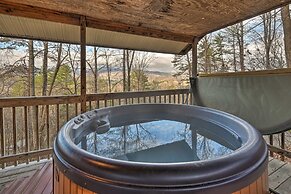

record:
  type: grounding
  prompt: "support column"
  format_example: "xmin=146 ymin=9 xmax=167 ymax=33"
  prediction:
xmin=80 ymin=16 xmax=87 ymax=113
xmin=190 ymin=37 xmax=199 ymax=105
xmin=191 ymin=37 xmax=199 ymax=78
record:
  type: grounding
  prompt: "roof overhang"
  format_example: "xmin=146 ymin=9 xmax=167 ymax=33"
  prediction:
xmin=0 ymin=0 xmax=290 ymax=54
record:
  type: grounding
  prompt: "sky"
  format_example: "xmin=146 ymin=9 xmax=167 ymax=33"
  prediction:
xmin=148 ymin=53 xmax=175 ymax=73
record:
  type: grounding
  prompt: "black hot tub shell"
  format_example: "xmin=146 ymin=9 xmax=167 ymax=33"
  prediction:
xmin=53 ymin=104 xmax=268 ymax=194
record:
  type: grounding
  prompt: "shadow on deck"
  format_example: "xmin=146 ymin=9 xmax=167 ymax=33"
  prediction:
xmin=0 ymin=157 xmax=290 ymax=194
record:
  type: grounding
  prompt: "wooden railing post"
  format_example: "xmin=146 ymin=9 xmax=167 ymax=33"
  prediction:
xmin=269 ymin=135 xmax=274 ymax=157
xmin=190 ymin=37 xmax=199 ymax=105
xmin=80 ymin=16 xmax=87 ymax=113
xmin=281 ymin=133 xmax=285 ymax=161
xmin=191 ymin=37 xmax=199 ymax=78
xmin=0 ymin=108 xmax=4 ymax=168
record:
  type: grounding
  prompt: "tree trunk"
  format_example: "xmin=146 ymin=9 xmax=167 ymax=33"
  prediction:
xmin=126 ymin=50 xmax=135 ymax=91
xmin=123 ymin=50 xmax=126 ymax=92
xmin=40 ymin=41 xmax=48 ymax=147
xmin=48 ymin=43 xmax=63 ymax=95
xmin=281 ymin=6 xmax=291 ymax=68
xmin=263 ymin=11 xmax=277 ymax=70
xmin=42 ymin=42 xmax=48 ymax=96
xmin=105 ymin=55 xmax=111 ymax=93
xmin=233 ymin=33 xmax=237 ymax=72
xmin=28 ymin=40 xmax=35 ymax=96
xmin=28 ymin=40 xmax=38 ymax=150
xmin=238 ymin=22 xmax=245 ymax=71
xmin=94 ymin=47 xmax=98 ymax=93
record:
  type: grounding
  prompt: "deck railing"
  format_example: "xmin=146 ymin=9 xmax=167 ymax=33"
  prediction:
xmin=0 ymin=89 xmax=190 ymax=168
xmin=0 ymin=88 xmax=290 ymax=169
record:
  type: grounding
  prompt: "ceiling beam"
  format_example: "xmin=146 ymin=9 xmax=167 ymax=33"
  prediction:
xmin=0 ymin=1 xmax=193 ymax=43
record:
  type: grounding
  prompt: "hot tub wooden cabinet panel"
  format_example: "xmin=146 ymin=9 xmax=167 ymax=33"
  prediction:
xmin=54 ymin=166 xmax=95 ymax=194
xmin=232 ymin=169 xmax=269 ymax=194
xmin=54 ymin=166 xmax=269 ymax=194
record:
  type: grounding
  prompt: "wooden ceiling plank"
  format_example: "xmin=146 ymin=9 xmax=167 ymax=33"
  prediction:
xmin=201 ymin=0 xmax=291 ymax=37
xmin=0 ymin=1 xmax=193 ymax=43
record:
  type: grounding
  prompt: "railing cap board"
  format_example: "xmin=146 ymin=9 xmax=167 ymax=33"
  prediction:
xmin=0 ymin=89 xmax=190 ymax=108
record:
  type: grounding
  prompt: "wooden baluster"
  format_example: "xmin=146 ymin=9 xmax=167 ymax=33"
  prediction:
xmin=269 ymin=135 xmax=273 ymax=157
xmin=104 ymin=99 xmax=107 ymax=107
xmin=159 ymin=95 xmax=162 ymax=103
xmin=173 ymin=94 xmax=176 ymax=104
xmin=178 ymin=94 xmax=181 ymax=104
xmin=97 ymin=100 xmax=100 ymax=109
xmin=56 ymin=104 xmax=60 ymax=132
xmin=66 ymin=104 xmax=69 ymax=122
xmin=75 ymin=103 xmax=78 ymax=116
xmin=89 ymin=101 xmax=92 ymax=110
xmin=12 ymin=107 xmax=17 ymax=166
xmin=149 ymin=96 xmax=152 ymax=103
xmin=112 ymin=99 xmax=115 ymax=107
xmin=281 ymin=133 xmax=285 ymax=161
xmin=24 ymin=106 xmax=29 ymax=164
xmin=118 ymin=98 xmax=121 ymax=105
xmin=163 ymin=95 xmax=166 ymax=103
xmin=35 ymin=105 xmax=39 ymax=161
xmin=182 ymin=94 xmax=185 ymax=104
xmin=169 ymin=95 xmax=172 ymax=103
xmin=0 ymin=108 xmax=5 ymax=168
xmin=46 ymin=105 xmax=50 ymax=159
xmin=143 ymin=97 xmax=146 ymax=103
xmin=154 ymin=96 xmax=157 ymax=104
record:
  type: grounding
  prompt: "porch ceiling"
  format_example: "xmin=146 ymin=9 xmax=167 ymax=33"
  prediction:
xmin=0 ymin=0 xmax=290 ymax=54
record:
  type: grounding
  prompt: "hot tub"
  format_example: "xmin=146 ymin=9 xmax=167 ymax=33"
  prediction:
xmin=53 ymin=104 xmax=268 ymax=194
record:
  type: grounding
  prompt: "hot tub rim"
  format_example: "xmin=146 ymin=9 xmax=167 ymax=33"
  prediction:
xmin=53 ymin=104 xmax=268 ymax=193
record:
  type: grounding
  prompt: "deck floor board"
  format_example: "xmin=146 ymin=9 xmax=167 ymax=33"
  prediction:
xmin=0 ymin=158 xmax=290 ymax=194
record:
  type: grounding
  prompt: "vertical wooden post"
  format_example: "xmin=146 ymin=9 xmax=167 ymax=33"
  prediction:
xmin=191 ymin=37 xmax=199 ymax=78
xmin=0 ymin=108 xmax=4 ymax=168
xmin=190 ymin=37 xmax=199 ymax=105
xmin=281 ymin=133 xmax=285 ymax=161
xmin=80 ymin=16 xmax=87 ymax=113
xmin=269 ymin=135 xmax=273 ymax=157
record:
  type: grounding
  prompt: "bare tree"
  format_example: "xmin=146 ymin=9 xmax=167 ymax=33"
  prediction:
xmin=281 ymin=5 xmax=291 ymax=67
xmin=48 ymin=43 xmax=68 ymax=95
xmin=42 ymin=42 xmax=48 ymax=96
xmin=125 ymin=50 xmax=135 ymax=91
xmin=132 ymin=52 xmax=154 ymax=91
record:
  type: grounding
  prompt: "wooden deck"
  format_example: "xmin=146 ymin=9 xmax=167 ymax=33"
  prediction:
xmin=269 ymin=158 xmax=291 ymax=194
xmin=0 ymin=158 xmax=290 ymax=194
xmin=0 ymin=160 xmax=52 ymax=194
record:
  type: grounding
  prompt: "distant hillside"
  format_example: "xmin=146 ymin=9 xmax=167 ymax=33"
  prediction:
xmin=95 ymin=66 xmax=172 ymax=76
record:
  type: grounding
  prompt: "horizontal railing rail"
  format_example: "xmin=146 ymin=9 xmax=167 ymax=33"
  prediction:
xmin=0 ymin=89 xmax=190 ymax=168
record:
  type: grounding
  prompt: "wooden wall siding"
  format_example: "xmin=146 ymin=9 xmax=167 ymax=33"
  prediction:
xmin=54 ymin=166 xmax=268 ymax=194
xmin=1 ymin=0 xmax=290 ymax=42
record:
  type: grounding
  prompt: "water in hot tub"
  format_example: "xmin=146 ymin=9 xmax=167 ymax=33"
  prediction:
xmin=76 ymin=120 xmax=239 ymax=163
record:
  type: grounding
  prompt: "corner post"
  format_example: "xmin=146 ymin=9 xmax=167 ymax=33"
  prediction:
xmin=190 ymin=37 xmax=199 ymax=105
xmin=191 ymin=37 xmax=199 ymax=78
xmin=80 ymin=16 xmax=87 ymax=113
